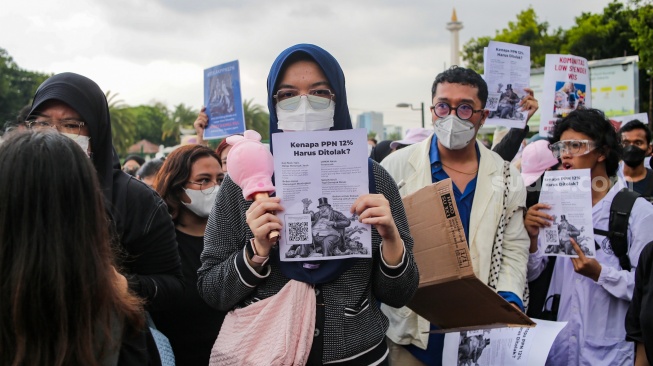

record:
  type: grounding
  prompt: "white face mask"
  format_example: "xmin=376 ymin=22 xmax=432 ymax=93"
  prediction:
xmin=276 ymin=96 xmax=335 ymax=131
xmin=182 ymin=187 xmax=219 ymax=218
xmin=433 ymin=115 xmax=477 ymax=150
xmin=62 ymin=133 xmax=91 ymax=157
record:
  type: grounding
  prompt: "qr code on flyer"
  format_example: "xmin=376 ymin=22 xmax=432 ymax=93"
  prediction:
xmin=289 ymin=222 xmax=309 ymax=241
xmin=543 ymin=227 xmax=559 ymax=244
xmin=486 ymin=93 xmax=500 ymax=111
xmin=284 ymin=214 xmax=313 ymax=245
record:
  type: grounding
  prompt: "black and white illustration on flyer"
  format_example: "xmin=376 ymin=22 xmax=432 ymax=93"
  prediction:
xmin=442 ymin=319 xmax=567 ymax=366
xmin=483 ymin=41 xmax=531 ymax=129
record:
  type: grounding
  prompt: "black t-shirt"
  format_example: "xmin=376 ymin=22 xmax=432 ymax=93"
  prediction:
xmin=626 ymin=241 xmax=653 ymax=362
xmin=149 ymin=230 xmax=226 ymax=366
xmin=632 ymin=168 xmax=653 ymax=197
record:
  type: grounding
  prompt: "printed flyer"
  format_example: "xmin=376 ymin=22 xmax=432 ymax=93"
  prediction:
xmin=203 ymin=60 xmax=245 ymax=140
xmin=537 ymin=169 xmax=595 ymax=258
xmin=483 ymin=41 xmax=531 ymax=128
xmin=271 ymin=129 xmax=371 ymax=262
xmin=442 ymin=319 xmax=567 ymax=366
xmin=539 ymin=54 xmax=591 ymax=136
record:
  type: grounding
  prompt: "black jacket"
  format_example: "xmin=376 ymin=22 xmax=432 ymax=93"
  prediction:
xmin=29 ymin=73 xmax=183 ymax=306
xmin=30 ymin=73 xmax=183 ymax=365
xmin=626 ymin=241 xmax=653 ymax=362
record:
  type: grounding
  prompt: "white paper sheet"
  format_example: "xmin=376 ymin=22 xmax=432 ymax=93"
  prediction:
xmin=539 ymin=54 xmax=591 ymax=136
xmin=271 ymin=129 xmax=372 ymax=262
xmin=537 ymin=169 xmax=595 ymax=258
xmin=483 ymin=41 xmax=531 ymax=129
xmin=442 ymin=319 xmax=567 ymax=366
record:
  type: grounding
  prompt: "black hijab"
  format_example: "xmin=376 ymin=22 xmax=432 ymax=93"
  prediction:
xmin=29 ymin=72 xmax=117 ymax=203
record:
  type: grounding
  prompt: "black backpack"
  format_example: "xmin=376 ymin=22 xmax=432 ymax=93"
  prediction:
xmin=593 ymin=188 xmax=641 ymax=271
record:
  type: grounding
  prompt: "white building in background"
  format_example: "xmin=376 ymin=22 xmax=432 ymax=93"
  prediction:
xmin=446 ymin=8 xmax=463 ymax=67
xmin=356 ymin=111 xmax=384 ymax=140
xmin=383 ymin=125 xmax=403 ymax=140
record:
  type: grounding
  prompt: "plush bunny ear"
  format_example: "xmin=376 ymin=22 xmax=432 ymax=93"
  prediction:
xmin=227 ymin=130 xmax=261 ymax=145
xmin=243 ymin=130 xmax=262 ymax=141
xmin=226 ymin=134 xmax=245 ymax=145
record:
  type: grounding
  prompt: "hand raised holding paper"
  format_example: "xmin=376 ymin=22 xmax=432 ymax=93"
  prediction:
xmin=350 ymin=193 xmax=403 ymax=266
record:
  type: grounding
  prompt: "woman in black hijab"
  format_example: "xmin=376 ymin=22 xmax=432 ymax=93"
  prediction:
xmin=27 ymin=73 xmax=183 ymax=309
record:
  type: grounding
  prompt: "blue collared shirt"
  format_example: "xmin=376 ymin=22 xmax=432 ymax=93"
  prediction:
xmin=428 ymin=134 xmax=478 ymax=241
xmin=405 ymin=134 xmax=522 ymax=366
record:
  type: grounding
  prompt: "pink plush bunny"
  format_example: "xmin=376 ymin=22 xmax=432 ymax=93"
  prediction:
xmin=226 ymin=130 xmax=275 ymax=200
xmin=226 ymin=130 xmax=279 ymax=241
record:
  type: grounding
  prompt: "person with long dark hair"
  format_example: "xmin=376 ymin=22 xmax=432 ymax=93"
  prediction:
xmin=0 ymin=131 xmax=144 ymax=366
xmin=149 ymin=144 xmax=226 ymax=365
xmin=25 ymin=72 xmax=183 ymax=364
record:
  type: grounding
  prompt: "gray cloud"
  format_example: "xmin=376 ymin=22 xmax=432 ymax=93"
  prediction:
xmin=1 ymin=0 xmax=615 ymax=131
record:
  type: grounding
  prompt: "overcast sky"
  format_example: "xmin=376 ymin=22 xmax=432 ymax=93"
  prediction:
xmin=1 ymin=0 xmax=615 ymax=132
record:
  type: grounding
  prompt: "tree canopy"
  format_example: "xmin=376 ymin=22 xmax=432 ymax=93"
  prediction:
xmin=0 ymin=48 xmax=50 ymax=127
xmin=462 ymin=0 xmax=652 ymax=118
xmin=0 ymin=47 xmax=270 ymax=155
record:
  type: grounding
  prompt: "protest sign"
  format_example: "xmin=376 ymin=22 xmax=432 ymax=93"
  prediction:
xmin=203 ymin=60 xmax=245 ymax=140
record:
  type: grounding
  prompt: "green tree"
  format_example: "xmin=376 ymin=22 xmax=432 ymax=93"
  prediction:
xmin=106 ymin=91 xmax=136 ymax=156
xmin=243 ymin=99 xmax=270 ymax=141
xmin=629 ymin=0 xmax=653 ymax=120
xmin=462 ymin=8 xmax=563 ymax=72
xmin=367 ymin=131 xmax=377 ymax=140
xmin=128 ymin=103 xmax=170 ymax=146
xmin=461 ymin=36 xmax=492 ymax=72
xmin=562 ymin=2 xmax=637 ymax=60
xmin=162 ymin=103 xmax=197 ymax=145
xmin=0 ymin=47 xmax=50 ymax=126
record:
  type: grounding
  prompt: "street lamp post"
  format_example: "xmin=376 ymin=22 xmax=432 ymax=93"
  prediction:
xmin=396 ymin=102 xmax=425 ymax=128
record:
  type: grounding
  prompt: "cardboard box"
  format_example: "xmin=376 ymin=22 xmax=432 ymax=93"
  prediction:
xmin=402 ymin=179 xmax=535 ymax=332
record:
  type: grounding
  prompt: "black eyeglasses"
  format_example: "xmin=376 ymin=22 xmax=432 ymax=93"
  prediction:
xmin=430 ymin=102 xmax=484 ymax=121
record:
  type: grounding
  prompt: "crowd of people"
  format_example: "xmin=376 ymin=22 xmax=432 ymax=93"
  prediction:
xmin=0 ymin=43 xmax=652 ymax=366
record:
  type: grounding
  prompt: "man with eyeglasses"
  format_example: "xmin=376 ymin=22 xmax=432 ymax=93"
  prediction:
xmin=380 ymin=66 xmax=538 ymax=366
xmin=26 ymin=72 xmax=183 ymax=364
xmin=525 ymin=109 xmax=653 ymax=365
xmin=619 ymin=120 xmax=653 ymax=199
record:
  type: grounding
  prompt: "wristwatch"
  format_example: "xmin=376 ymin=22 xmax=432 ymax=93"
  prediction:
xmin=247 ymin=239 xmax=269 ymax=266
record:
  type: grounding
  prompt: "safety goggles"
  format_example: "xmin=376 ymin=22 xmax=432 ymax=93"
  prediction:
xmin=548 ymin=139 xmax=596 ymax=159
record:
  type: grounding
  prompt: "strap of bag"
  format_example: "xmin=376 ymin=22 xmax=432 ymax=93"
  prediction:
xmin=595 ymin=188 xmax=638 ymax=271
xmin=488 ymin=161 xmax=510 ymax=289
xmin=487 ymin=162 xmax=529 ymax=309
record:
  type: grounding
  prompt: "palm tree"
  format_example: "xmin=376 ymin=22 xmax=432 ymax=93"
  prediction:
xmin=243 ymin=99 xmax=270 ymax=141
xmin=162 ymin=103 xmax=197 ymax=145
xmin=106 ymin=91 xmax=136 ymax=156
